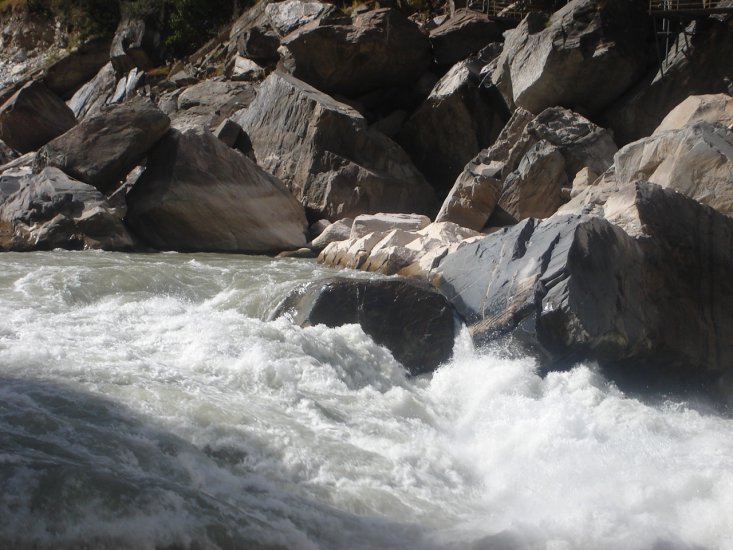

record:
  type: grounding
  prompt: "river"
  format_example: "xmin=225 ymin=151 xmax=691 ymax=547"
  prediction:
xmin=1 ymin=251 xmax=732 ymax=549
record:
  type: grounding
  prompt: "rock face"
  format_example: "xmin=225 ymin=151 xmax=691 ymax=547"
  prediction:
xmin=654 ymin=93 xmax=733 ymax=133
xmin=398 ymin=58 xmax=509 ymax=195
xmin=42 ymin=38 xmax=112 ymax=99
xmin=270 ymin=277 xmax=457 ymax=375
xmin=492 ymin=0 xmax=648 ymax=115
xmin=429 ymin=9 xmax=502 ymax=69
xmin=605 ymin=19 xmax=733 ymax=145
xmin=0 ymin=81 xmax=77 ymax=153
xmin=0 ymin=167 xmax=134 ymax=251
xmin=279 ymin=8 xmax=431 ymax=97
xmin=125 ymin=129 xmax=308 ymax=252
xmin=34 ymin=99 xmax=171 ymax=194
xmin=435 ymin=182 xmax=733 ymax=389
xmin=233 ymin=72 xmax=435 ymax=220
xmin=612 ymin=122 xmax=733 ymax=216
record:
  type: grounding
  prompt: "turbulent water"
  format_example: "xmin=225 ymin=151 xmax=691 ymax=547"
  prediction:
xmin=1 ymin=252 xmax=732 ymax=550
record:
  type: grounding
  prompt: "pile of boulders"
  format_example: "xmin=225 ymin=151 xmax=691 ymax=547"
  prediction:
xmin=1 ymin=0 xmax=733 ymax=396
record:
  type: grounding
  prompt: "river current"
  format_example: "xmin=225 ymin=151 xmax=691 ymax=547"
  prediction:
xmin=1 ymin=251 xmax=732 ymax=549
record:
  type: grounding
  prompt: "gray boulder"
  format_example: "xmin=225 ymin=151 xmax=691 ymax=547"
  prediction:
xmin=34 ymin=99 xmax=171 ymax=194
xmin=265 ymin=0 xmax=335 ymax=36
xmin=0 ymin=81 xmax=77 ymax=153
xmin=279 ymin=8 xmax=431 ymax=97
xmin=398 ymin=58 xmax=509 ymax=195
xmin=0 ymin=167 xmax=135 ymax=251
xmin=43 ymin=38 xmax=112 ymax=99
xmin=269 ymin=277 xmax=457 ymax=375
xmin=67 ymin=62 xmax=118 ymax=120
xmin=492 ymin=0 xmax=648 ymax=115
xmin=233 ymin=71 xmax=435 ymax=221
xmin=429 ymin=9 xmax=502 ymax=68
xmin=435 ymin=182 xmax=733 ymax=391
xmin=125 ymin=129 xmax=308 ymax=253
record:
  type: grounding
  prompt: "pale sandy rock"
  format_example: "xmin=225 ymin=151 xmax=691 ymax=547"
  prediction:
xmin=310 ymin=217 xmax=353 ymax=250
xmin=350 ymin=213 xmax=431 ymax=239
xmin=654 ymin=93 xmax=733 ymax=133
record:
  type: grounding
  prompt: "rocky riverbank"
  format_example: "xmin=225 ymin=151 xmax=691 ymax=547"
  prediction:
xmin=1 ymin=0 xmax=732 ymax=399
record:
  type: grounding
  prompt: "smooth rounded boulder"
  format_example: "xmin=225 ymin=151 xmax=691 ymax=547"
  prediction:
xmin=125 ymin=129 xmax=308 ymax=253
xmin=269 ymin=277 xmax=458 ymax=375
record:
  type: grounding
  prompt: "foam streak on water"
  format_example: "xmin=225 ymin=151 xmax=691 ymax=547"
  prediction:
xmin=0 ymin=251 xmax=731 ymax=549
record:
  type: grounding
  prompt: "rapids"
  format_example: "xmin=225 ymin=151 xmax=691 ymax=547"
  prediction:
xmin=0 ymin=251 xmax=732 ymax=549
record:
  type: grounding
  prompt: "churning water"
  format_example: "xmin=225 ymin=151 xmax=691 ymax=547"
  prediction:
xmin=1 ymin=251 xmax=732 ymax=550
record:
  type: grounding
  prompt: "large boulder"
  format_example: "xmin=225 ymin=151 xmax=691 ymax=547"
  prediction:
xmin=398 ymin=58 xmax=509 ymax=195
xmin=612 ymin=122 xmax=733 ymax=216
xmin=435 ymin=182 xmax=733 ymax=391
xmin=233 ymin=72 xmax=435 ymax=220
xmin=350 ymin=213 xmax=431 ymax=239
xmin=42 ymin=38 xmax=112 ymax=99
xmin=654 ymin=93 xmax=733 ymax=133
xmin=265 ymin=0 xmax=336 ymax=36
xmin=279 ymin=8 xmax=431 ymax=97
xmin=604 ymin=19 xmax=733 ymax=145
xmin=492 ymin=0 xmax=648 ymax=115
xmin=269 ymin=277 xmax=457 ymax=375
xmin=429 ymin=9 xmax=503 ymax=69
xmin=0 ymin=81 xmax=77 ymax=153
xmin=441 ymin=106 xmax=617 ymax=228
xmin=0 ymin=167 xmax=135 ymax=251
xmin=125 ymin=129 xmax=308 ymax=253
xmin=34 ymin=99 xmax=171 ymax=195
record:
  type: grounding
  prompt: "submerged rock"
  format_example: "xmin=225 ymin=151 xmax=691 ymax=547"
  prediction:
xmin=270 ymin=277 xmax=457 ymax=375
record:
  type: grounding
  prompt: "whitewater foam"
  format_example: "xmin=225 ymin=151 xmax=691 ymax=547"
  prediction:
xmin=0 ymin=251 xmax=731 ymax=549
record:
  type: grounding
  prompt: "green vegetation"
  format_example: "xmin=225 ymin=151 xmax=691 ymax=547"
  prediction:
xmin=0 ymin=0 xmax=243 ymax=57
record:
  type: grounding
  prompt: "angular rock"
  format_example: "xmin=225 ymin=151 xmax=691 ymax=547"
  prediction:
xmin=435 ymin=159 xmax=502 ymax=230
xmin=435 ymin=183 xmax=733 ymax=391
xmin=42 ymin=38 xmax=112 ymax=99
xmin=492 ymin=0 xmax=648 ymax=115
xmin=605 ymin=19 xmax=733 ymax=145
xmin=0 ymin=139 xmax=16 ymax=165
xmin=350 ymin=213 xmax=431 ymax=239
xmin=126 ymin=129 xmax=308 ymax=252
xmin=110 ymin=16 xmax=163 ymax=74
xmin=34 ymin=99 xmax=171 ymax=194
xmin=612 ymin=122 xmax=733 ymax=216
xmin=398 ymin=58 xmax=509 ymax=195
xmin=265 ymin=0 xmax=335 ymax=36
xmin=67 ymin=62 xmax=117 ymax=120
xmin=654 ymin=93 xmax=733 ymax=133
xmin=0 ymin=167 xmax=135 ymax=251
xmin=310 ymin=217 xmax=353 ymax=250
xmin=237 ymin=25 xmax=280 ymax=65
xmin=233 ymin=72 xmax=435 ymax=220
xmin=170 ymin=80 xmax=256 ymax=132
xmin=279 ymin=8 xmax=431 ymax=97
xmin=429 ymin=9 xmax=502 ymax=68
xmin=230 ymin=56 xmax=266 ymax=81
xmin=269 ymin=277 xmax=457 ymax=375
xmin=0 ymin=81 xmax=77 ymax=153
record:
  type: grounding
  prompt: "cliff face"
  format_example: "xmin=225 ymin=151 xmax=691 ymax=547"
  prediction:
xmin=1 ymin=0 xmax=733 ymax=396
